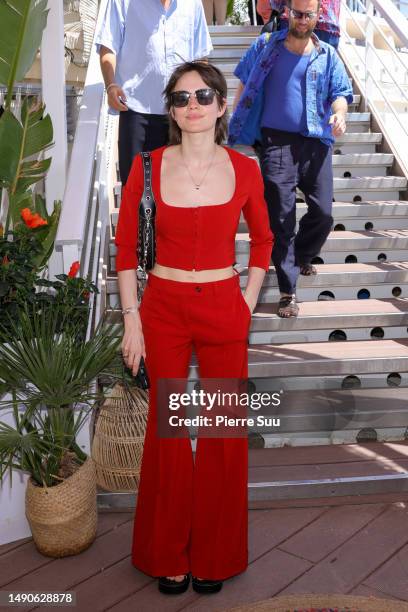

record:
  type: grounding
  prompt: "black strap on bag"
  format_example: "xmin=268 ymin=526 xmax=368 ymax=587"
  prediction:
xmin=137 ymin=152 xmax=156 ymax=302
xmin=128 ymin=151 xmax=156 ymax=390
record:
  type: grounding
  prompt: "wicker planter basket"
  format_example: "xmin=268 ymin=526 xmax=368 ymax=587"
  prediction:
xmin=91 ymin=383 xmax=148 ymax=492
xmin=25 ymin=456 xmax=97 ymax=558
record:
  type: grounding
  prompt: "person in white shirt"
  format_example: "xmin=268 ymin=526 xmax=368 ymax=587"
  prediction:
xmin=95 ymin=0 xmax=213 ymax=184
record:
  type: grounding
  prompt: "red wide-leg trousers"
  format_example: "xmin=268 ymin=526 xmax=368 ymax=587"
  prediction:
xmin=131 ymin=273 xmax=251 ymax=580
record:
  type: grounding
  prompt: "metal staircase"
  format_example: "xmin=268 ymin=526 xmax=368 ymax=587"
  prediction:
xmin=99 ymin=23 xmax=408 ymax=504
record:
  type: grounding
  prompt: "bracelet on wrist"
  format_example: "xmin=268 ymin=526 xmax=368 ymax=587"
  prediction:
xmin=106 ymin=82 xmax=119 ymax=93
xmin=121 ymin=306 xmax=138 ymax=316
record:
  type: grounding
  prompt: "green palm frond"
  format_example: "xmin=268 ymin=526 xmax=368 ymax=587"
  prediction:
xmin=0 ymin=306 xmax=120 ymax=409
xmin=0 ymin=0 xmax=49 ymax=109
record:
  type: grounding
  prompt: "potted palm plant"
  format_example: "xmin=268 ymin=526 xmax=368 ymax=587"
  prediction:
xmin=0 ymin=303 xmax=121 ymax=557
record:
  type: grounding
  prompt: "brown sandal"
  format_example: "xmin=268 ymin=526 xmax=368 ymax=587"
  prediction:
xmin=277 ymin=296 xmax=299 ymax=318
xmin=300 ymin=263 xmax=317 ymax=276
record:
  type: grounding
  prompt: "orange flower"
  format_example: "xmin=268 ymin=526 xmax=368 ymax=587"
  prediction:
xmin=21 ymin=207 xmax=48 ymax=229
xmin=68 ymin=261 xmax=80 ymax=278
xmin=1 ymin=255 xmax=9 ymax=266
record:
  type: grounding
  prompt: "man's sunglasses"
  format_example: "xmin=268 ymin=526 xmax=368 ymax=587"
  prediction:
xmin=170 ymin=88 xmax=218 ymax=107
xmin=289 ymin=8 xmax=318 ymax=20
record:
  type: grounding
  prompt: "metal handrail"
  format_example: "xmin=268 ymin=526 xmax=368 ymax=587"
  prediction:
xmin=370 ymin=0 xmax=408 ymax=47
xmin=343 ymin=3 xmax=408 ymax=103
xmin=340 ymin=0 xmax=408 ymax=174
xmin=348 ymin=0 xmax=408 ymax=63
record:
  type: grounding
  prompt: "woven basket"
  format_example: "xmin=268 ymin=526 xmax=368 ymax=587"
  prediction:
xmin=91 ymin=382 xmax=148 ymax=492
xmin=25 ymin=456 xmax=97 ymax=558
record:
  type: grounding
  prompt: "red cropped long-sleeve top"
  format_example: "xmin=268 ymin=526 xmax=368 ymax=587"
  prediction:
xmin=115 ymin=145 xmax=274 ymax=272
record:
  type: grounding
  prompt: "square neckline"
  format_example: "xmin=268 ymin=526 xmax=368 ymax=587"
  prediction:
xmin=156 ymin=144 xmax=238 ymax=209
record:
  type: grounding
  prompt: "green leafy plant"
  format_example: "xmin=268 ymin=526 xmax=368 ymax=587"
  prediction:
xmin=0 ymin=304 xmax=121 ymax=487
xmin=0 ymin=218 xmax=94 ymax=335
xmin=0 ymin=97 xmax=54 ymax=232
xmin=0 ymin=0 xmax=58 ymax=240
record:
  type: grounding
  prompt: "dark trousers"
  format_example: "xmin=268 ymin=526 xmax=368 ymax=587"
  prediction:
xmin=118 ymin=109 xmax=169 ymax=185
xmin=259 ymin=128 xmax=333 ymax=295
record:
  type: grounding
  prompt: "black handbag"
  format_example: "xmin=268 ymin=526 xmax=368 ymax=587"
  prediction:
xmin=125 ymin=152 xmax=156 ymax=390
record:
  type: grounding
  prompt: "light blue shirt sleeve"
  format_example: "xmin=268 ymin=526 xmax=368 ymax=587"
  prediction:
xmin=193 ymin=0 xmax=213 ymax=58
xmin=328 ymin=49 xmax=353 ymax=105
xmin=94 ymin=0 xmax=126 ymax=55
xmin=234 ymin=35 xmax=268 ymax=85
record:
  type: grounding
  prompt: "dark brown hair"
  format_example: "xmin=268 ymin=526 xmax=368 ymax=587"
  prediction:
xmin=163 ymin=61 xmax=228 ymax=145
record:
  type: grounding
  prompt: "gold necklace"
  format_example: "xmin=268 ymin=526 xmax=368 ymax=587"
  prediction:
xmin=180 ymin=147 xmax=217 ymax=190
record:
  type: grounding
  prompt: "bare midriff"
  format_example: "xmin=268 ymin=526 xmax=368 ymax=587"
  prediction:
xmin=150 ymin=263 xmax=236 ymax=283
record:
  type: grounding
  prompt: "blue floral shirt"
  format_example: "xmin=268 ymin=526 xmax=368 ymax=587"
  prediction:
xmin=228 ymin=30 xmax=353 ymax=147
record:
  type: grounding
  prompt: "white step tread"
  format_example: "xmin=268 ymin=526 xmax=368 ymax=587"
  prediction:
xmin=234 ymin=135 xmax=382 ymax=159
xmin=332 ymin=176 xmax=406 ymax=189
xmin=345 ymin=112 xmax=370 ymax=122
xmin=244 ymin=339 xmax=408 ymax=377
xmin=237 ymin=229 xmax=408 ymax=252
xmin=250 ymin=298 xmax=408 ymax=331
xmin=331 ymin=153 xmax=393 ymax=166
xmin=237 ymin=150 xmax=393 ymax=167
xmin=106 ymin=262 xmax=408 ymax=292
xmin=208 ymin=25 xmax=261 ymax=34
xmin=110 ymin=201 xmax=408 ymax=228
xmin=335 ymin=133 xmax=382 ymax=143
xmin=240 ymin=261 xmax=408 ymax=287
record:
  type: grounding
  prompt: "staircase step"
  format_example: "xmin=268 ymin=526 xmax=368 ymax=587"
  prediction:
xmin=324 ymin=176 xmax=405 ymax=202
xmin=237 ymin=229 xmax=408 ymax=254
xmin=210 ymin=36 xmax=262 ymax=46
xmin=104 ymin=296 xmax=408 ymax=344
xmin=208 ymin=25 xmax=261 ymax=35
xmin=190 ymin=339 xmax=408 ymax=379
xmin=343 ymin=112 xmax=370 ymax=132
xmin=332 ymin=152 xmax=393 ymax=177
xmin=230 ymin=150 xmax=393 ymax=177
xmin=235 ymin=230 xmax=408 ymax=265
xmin=333 ymin=132 xmax=382 ymax=153
xmin=248 ymin=298 xmax=408 ymax=344
xmin=111 ymin=200 xmax=408 ymax=233
xmin=251 ymin=298 xmax=408 ymax=330
xmin=241 ymin=261 xmax=408 ymax=288
xmin=210 ymin=47 xmax=247 ymax=61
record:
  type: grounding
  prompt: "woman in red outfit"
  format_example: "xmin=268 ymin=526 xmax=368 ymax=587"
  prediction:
xmin=115 ymin=61 xmax=273 ymax=595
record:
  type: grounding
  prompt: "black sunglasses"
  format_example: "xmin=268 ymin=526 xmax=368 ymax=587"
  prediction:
xmin=289 ymin=8 xmax=318 ymax=20
xmin=170 ymin=88 xmax=218 ymax=107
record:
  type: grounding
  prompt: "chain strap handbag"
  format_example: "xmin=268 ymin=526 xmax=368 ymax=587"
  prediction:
xmin=137 ymin=151 xmax=156 ymax=300
xmin=130 ymin=152 xmax=156 ymax=390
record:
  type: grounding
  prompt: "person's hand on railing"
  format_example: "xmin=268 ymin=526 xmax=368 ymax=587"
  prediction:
xmin=106 ymin=83 xmax=128 ymax=111
xmin=329 ymin=111 xmax=347 ymax=137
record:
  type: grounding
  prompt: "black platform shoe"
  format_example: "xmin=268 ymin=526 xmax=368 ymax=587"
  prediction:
xmin=192 ymin=576 xmax=223 ymax=594
xmin=158 ymin=574 xmax=190 ymax=595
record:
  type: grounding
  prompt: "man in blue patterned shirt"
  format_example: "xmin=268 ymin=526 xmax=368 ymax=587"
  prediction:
xmin=229 ymin=0 xmax=352 ymax=317
xmin=95 ymin=0 xmax=213 ymax=184
xmin=260 ymin=0 xmax=341 ymax=48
